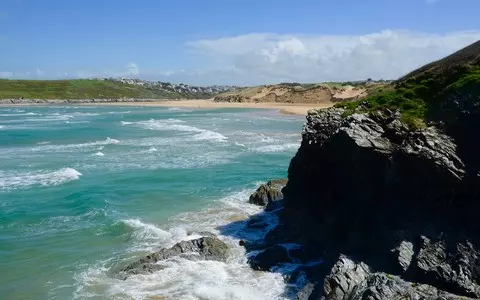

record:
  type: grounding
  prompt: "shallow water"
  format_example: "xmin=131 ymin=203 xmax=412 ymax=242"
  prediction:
xmin=0 ymin=105 xmax=304 ymax=299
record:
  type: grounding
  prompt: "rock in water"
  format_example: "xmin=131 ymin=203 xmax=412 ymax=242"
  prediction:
xmin=122 ymin=236 xmax=229 ymax=276
xmin=248 ymin=179 xmax=287 ymax=208
xmin=248 ymin=245 xmax=291 ymax=271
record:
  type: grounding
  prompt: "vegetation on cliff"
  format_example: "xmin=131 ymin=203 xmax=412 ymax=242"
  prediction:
xmin=335 ymin=40 xmax=480 ymax=127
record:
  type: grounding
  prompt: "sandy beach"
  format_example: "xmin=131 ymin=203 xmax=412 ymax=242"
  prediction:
xmin=1 ymin=99 xmax=334 ymax=115
xmin=86 ymin=99 xmax=334 ymax=115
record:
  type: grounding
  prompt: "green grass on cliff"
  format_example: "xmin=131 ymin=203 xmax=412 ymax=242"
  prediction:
xmin=335 ymin=40 xmax=480 ymax=128
xmin=0 ymin=79 xmax=186 ymax=99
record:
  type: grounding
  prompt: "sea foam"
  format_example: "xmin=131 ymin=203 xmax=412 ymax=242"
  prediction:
xmin=122 ymin=119 xmax=227 ymax=142
xmin=32 ymin=137 xmax=120 ymax=153
xmin=74 ymin=188 xmax=289 ymax=300
xmin=252 ymin=143 xmax=300 ymax=153
xmin=167 ymin=107 xmax=193 ymax=112
xmin=0 ymin=112 xmax=40 ymax=117
xmin=0 ymin=167 xmax=82 ymax=191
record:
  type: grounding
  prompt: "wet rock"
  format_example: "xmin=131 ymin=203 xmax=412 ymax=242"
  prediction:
xmin=248 ymin=179 xmax=287 ymax=207
xmin=122 ymin=236 xmax=229 ymax=276
xmin=248 ymin=245 xmax=291 ymax=271
xmin=246 ymin=217 xmax=269 ymax=229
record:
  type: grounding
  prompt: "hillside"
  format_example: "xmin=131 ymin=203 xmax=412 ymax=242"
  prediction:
xmin=214 ymin=81 xmax=388 ymax=105
xmin=0 ymin=78 xmax=233 ymax=100
xmin=336 ymin=40 xmax=480 ymax=127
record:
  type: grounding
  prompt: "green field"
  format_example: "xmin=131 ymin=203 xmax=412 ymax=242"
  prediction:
xmin=0 ymin=79 xmax=203 ymax=99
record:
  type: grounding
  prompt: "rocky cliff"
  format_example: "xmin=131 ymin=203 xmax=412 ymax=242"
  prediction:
xmin=242 ymin=41 xmax=480 ymax=299
xmin=246 ymin=107 xmax=480 ymax=299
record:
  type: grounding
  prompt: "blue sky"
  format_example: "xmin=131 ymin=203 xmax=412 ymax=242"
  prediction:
xmin=1 ymin=0 xmax=479 ymax=85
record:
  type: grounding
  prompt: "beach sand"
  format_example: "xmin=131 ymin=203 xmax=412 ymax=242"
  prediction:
xmin=1 ymin=99 xmax=334 ymax=115
xmin=79 ymin=99 xmax=334 ymax=115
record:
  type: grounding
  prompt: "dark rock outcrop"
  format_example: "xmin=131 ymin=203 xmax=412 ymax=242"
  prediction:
xmin=243 ymin=107 xmax=480 ymax=299
xmin=320 ymin=255 xmax=475 ymax=300
xmin=248 ymin=179 xmax=287 ymax=209
xmin=248 ymin=245 xmax=291 ymax=271
xmin=122 ymin=236 xmax=229 ymax=277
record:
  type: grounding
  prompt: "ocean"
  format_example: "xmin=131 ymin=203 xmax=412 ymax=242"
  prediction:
xmin=0 ymin=105 xmax=304 ymax=300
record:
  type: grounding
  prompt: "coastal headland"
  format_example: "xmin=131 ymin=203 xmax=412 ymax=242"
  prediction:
xmin=118 ymin=40 xmax=480 ymax=298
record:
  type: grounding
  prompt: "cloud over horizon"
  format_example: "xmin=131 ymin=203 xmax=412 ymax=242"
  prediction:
xmin=2 ymin=30 xmax=480 ymax=86
xmin=184 ymin=30 xmax=480 ymax=85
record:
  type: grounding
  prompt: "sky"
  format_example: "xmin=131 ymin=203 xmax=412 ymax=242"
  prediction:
xmin=0 ymin=0 xmax=479 ymax=85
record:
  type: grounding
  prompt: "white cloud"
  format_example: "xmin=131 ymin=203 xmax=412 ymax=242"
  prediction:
xmin=127 ymin=62 xmax=139 ymax=76
xmin=0 ymin=71 xmax=13 ymax=78
xmin=4 ymin=30 xmax=479 ymax=86
xmin=185 ymin=30 xmax=480 ymax=84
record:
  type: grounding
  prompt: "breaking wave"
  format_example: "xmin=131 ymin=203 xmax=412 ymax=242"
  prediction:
xmin=73 ymin=188 xmax=289 ymax=300
xmin=122 ymin=119 xmax=227 ymax=142
xmin=0 ymin=167 xmax=82 ymax=191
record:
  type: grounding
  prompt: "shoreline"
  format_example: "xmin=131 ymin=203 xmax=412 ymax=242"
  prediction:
xmin=0 ymin=105 xmax=302 ymax=299
xmin=0 ymin=99 xmax=333 ymax=115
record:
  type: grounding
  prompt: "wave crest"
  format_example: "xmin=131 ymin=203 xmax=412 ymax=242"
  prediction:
xmin=0 ymin=167 xmax=82 ymax=191
xmin=122 ymin=119 xmax=227 ymax=142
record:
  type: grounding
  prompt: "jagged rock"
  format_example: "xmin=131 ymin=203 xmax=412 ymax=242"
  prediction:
xmin=248 ymin=179 xmax=287 ymax=207
xmin=248 ymin=245 xmax=291 ymax=271
xmin=391 ymin=240 xmax=414 ymax=273
xmin=302 ymin=108 xmax=345 ymax=146
xmin=295 ymin=283 xmax=322 ymax=300
xmin=323 ymin=256 xmax=371 ymax=299
xmin=319 ymin=256 xmax=476 ymax=300
xmin=266 ymin=107 xmax=480 ymax=298
xmin=410 ymin=236 xmax=480 ymax=297
xmin=122 ymin=236 xmax=229 ymax=276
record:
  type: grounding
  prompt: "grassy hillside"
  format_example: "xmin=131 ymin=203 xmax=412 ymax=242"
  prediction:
xmin=335 ymin=40 xmax=480 ymax=127
xmin=0 ymin=79 xmax=195 ymax=99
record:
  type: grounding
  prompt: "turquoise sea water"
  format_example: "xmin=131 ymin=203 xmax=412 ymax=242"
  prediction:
xmin=0 ymin=105 xmax=304 ymax=300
